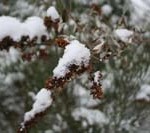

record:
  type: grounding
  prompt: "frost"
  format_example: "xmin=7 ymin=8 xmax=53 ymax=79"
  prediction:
xmin=53 ymin=40 xmax=91 ymax=78
xmin=72 ymin=107 xmax=109 ymax=126
xmin=136 ymin=84 xmax=150 ymax=101
xmin=47 ymin=6 xmax=60 ymax=22
xmin=24 ymin=88 xmax=52 ymax=122
xmin=114 ymin=28 xmax=133 ymax=43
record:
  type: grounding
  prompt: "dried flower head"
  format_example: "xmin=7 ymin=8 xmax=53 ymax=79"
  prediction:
xmin=55 ymin=37 xmax=69 ymax=48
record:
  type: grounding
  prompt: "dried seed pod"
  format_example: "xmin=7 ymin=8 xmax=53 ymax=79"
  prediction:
xmin=55 ymin=37 xmax=69 ymax=48
xmin=90 ymin=71 xmax=104 ymax=99
xmin=44 ymin=16 xmax=52 ymax=29
xmin=22 ymin=52 xmax=34 ymax=61
xmin=45 ymin=77 xmax=54 ymax=90
xmin=91 ymin=4 xmax=102 ymax=15
xmin=90 ymin=83 xmax=103 ymax=99
xmin=44 ymin=16 xmax=60 ymax=31
xmin=0 ymin=36 xmax=15 ymax=50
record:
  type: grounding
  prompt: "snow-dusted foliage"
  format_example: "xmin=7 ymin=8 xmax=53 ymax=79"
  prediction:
xmin=47 ymin=6 xmax=60 ymax=22
xmin=24 ymin=88 xmax=52 ymax=122
xmin=130 ymin=0 xmax=150 ymax=28
xmin=101 ymin=4 xmax=112 ymax=16
xmin=0 ymin=47 xmax=20 ymax=67
xmin=0 ymin=0 xmax=149 ymax=133
xmin=53 ymin=40 xmax=91 ymax=78
xmin=72 ymin=107 xmax=109 ymax=126
xmin=94 ymin=71 xmax=101 ymax=85
xmin=136 ymin=84 xmax=150 ymax=102
xmin=114 ymin=28 xmax=133 ymax=43
xmin=0 ymin=47 xmax=25 ymax=132
xmin=73 ymin=83 xmax=101 ymax=107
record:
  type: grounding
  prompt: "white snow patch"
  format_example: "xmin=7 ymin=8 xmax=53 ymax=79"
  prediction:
xmin=0 ymin=47 xmax=21 ymax=69
xmin=9 ymin=47 xmax=20 ymax=63
xmin=53 ymin=40 xmax=91 ymax=78
xmin=13 ymin=0 xmax=34 ymax=17
xmin=101 ymin=4 xmax=112 ymax=16
xmin=114 ymin=28 xmax=133 ymax=43
xmin=47 ymin=6 xmax=60 ymax=22
xmin=24 ymin=88 xmax=52 ymax=122
xmin=130 ymin=0 xmax=150 ymax=28
xmin=73 ymin=84 xmax=100 ymax=107
xmin=72 ymin=107 xmax=109 ymax=126
xmin=0 ymin=16 xmax=22 ymax=41
xmin=136 ymin=84 xmax=150 ymax=101
xmin=94 ymin=71 xmax=101 ymax=85
xmin=22 ymin=16 xmax=48 ymax=41
xmin=0 ymin=16 xmax=48 ymax=42
xmin=101 ymin=73 xmax=114 ymax=92
xmin=4 ymin=72 xmax=24 ymax=85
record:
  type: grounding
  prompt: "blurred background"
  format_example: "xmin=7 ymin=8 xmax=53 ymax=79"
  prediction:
xmin=0 ymin=0 xmax=150 ymax=133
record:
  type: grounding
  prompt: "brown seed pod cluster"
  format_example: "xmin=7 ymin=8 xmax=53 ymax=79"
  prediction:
xmin=44 ymin=16 xmax=60 ymax=32
xmin=91 ymin=4 xmax=102 ymax=15
xmin=22 ymin=52 xmax=34 ymax=61
xmin=22 ymin=47 xmax=48 ymax=61
xmin=0 ymin=36 xmax=17 ymax=50
xmin=45 ymin=64 xmax=91 ymax=91
xmin=0 ymin=35 xmax=48 ymax=51
xmin=90 ymin=82 xmax=103 ymax=99
xmin=55 ymin=37 xmax=69 ymax=48
xmin=18 ymin=109 xmax=48 ymax=133
xmin=90 ymin=71 xmax=103 ymax=99
xmin=18 ymin=63 xmax=91 ymax=133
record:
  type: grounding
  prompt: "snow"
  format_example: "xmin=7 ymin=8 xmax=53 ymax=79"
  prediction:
xmin=114 ymin=28 xmax=133 ymax=43
xmin=4 ymin=72 xmax=24 ymax=85
xmin=136 ymin=84 xmax=150 ymax=101
xmin=101 ymin=4 xmax=112 ymax=16
xmin=24 ymin=88 xmax=52 ymax=122
xmin=119 ymin=119 xmax=132 ymax=131
xmin=9 ymin=47 xmax=21 ymax=63
xmin=53 ymin=40 xmax=91 ymax=78
xmin=130 ymin=0 xmax=150 ymax=28
xmin=22 ymin=16 xmax=48 ymax=41
xmin=40 ymin=45 xmax=46 ymax=50
xmin=0 ymin=16 xmax=48 ymax=42
xmin=0 ymin=48 xmax=23 ymax=87
xmin=75 ymin=0 xmax=103 ymax=5
xmin=0 ymin=47 xmax=21 ymax=69
xmin=130 ymin=0 xmax=150 ymax=16
xmin=94 ymin=71 xmax=101 ymax=85
xmin=0 ymin=16 xmax=22 ymax=41
xmin=73 ymin=84 xmax=100 ymax=107
xmin=47 ymin=6 xmax=60 ymax=22
xmin=131 ymin=0 xmax=150 ymax=9
xmin=72 ymin=107 xmax=109 ymax=126
xmin=13 ymin=0 xmax=35 ymax=18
